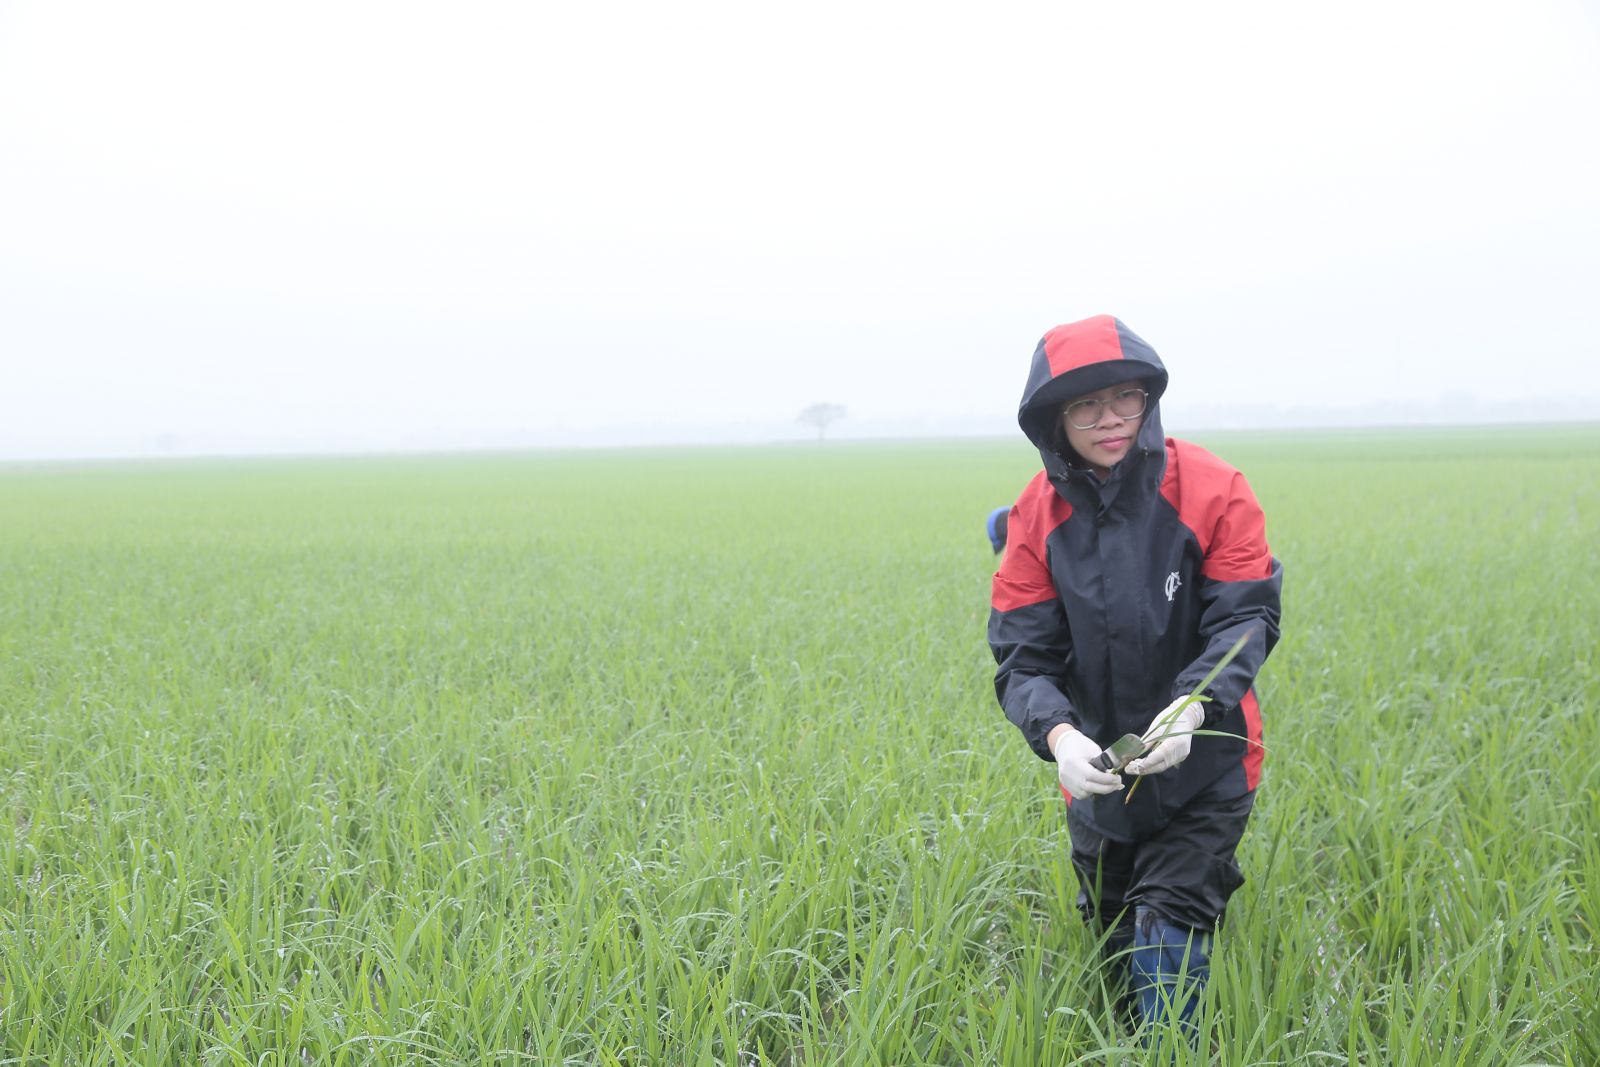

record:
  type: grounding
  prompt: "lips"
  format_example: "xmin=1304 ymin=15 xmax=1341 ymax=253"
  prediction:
xmin=1096 ymin=436 xmax=1131 ymax=450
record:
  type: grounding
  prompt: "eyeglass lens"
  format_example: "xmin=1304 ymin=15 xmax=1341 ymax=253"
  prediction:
xmin=1065 ymin=389 xmax=1146 ymax=429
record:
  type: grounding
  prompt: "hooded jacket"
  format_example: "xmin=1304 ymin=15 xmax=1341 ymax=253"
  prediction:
xmin=988 ymin=315 xmax=1283 ymax=841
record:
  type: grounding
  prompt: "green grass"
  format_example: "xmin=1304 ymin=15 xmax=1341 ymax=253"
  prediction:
xmin=1 ymin=426 xmax=1596 ymax=1065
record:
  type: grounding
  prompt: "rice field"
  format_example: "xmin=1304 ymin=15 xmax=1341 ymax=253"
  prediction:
xmin=1 ymin=426 xmax=1596 ymax=1065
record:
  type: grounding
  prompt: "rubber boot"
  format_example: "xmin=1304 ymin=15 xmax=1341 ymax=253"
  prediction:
xmin=1129 ymin=906 xmax=1210 ymax=1040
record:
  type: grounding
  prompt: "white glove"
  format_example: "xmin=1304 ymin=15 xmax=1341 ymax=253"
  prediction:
xmin=1124 ymin=695 xmax=1204 ymax=776
xmin=1051 ymin=728 xmax=1125 ymax=800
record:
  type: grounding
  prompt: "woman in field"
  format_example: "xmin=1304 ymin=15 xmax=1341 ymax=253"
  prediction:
xmin=987 ymin=314 xmax=1283 ymax=1036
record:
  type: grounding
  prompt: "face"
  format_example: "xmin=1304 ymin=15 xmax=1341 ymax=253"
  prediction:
xmin=1060 ymin=379 xmax=1146 ymax=478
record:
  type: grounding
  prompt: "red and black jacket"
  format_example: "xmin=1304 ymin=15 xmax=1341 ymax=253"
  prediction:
xmin=988 ymin=316 xmax=1283 ymax=841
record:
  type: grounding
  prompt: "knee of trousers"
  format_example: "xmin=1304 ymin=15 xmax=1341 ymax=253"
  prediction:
xmin=1129 ymin=906 xmax=1211 ymax=1027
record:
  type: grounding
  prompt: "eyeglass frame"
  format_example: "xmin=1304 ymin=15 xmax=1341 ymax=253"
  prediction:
xmin=1060 ymin=387 xmax=1149 ymax=430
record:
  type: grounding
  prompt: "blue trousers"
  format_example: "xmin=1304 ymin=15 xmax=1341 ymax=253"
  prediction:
xmin=1130 ymin=907 xmax=1210 ymax=1032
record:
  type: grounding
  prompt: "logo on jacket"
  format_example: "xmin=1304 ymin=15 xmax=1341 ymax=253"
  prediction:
xmin=1164 ymin=571 xmax=1182 ymax=602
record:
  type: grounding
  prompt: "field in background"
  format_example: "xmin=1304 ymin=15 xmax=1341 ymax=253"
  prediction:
xmin=1 ymin=426 xmax=1596 ymax=1065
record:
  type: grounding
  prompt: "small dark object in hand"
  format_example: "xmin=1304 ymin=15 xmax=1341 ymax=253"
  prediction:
xmin=1090 ymin=733 xmax=1149 ymax=773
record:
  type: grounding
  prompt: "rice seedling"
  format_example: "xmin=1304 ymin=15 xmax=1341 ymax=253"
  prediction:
xmin=0 ymin=425 xmax=1594 ymax=1065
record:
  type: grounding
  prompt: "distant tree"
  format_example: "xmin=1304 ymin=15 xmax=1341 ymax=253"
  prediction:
xmin=797 ymin=403 xmax=847 ymax=441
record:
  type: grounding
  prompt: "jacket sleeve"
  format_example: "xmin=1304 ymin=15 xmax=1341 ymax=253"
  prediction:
xmin=1171 ymin=470 xmax=1283 ymax=720
xmin=988 ymin=509 xmax=1077 ymax=761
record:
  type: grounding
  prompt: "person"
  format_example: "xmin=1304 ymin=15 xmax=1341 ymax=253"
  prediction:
xmin=986 ymin=314 xmax=1282 ymax=1037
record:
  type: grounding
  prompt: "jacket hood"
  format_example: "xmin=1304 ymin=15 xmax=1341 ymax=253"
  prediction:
xmin=1018 ymin=315 xmax=1169 ymax=480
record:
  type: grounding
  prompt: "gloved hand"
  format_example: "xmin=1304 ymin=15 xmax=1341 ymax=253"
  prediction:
xmin=1124 ymin=695 xmax=1204 ymax=776
xmin=1051 ymin=727 xmax=1125 ymax=800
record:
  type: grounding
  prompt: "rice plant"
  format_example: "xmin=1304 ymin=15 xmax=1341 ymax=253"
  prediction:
xmin=0 ymin=426 xmax=1594 ymax=1065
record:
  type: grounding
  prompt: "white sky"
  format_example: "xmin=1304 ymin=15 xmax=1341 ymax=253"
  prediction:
xmin=2 ymin=1 xmax=1598 ymax=458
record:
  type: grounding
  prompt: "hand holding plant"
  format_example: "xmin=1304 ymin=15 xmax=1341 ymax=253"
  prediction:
xmin=1120 ymin=630 xmax=1256 ymax=802
xmin=1124 ymin=695 xmax=1205 ymax=775
xmin=1051 ymin=728 xmax=1125 ymax=800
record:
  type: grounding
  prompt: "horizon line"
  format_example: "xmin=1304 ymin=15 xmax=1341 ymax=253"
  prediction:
xmin=4 ymin=417 xmax=1598 ymax=469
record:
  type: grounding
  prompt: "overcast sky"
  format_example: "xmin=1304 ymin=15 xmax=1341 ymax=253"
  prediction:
xmin=2 ymin=1 xmax=1597 ymax=458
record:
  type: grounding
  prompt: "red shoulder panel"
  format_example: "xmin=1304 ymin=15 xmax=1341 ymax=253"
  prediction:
xmin=991 ymin=472 xmax=1073 ymax=612
xmin=1159 ymin=439 xmax=1274 ymax=582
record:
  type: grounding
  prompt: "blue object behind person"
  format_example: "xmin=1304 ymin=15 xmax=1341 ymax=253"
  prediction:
xmin=985 ymin=506 xmax=1010 ymax=554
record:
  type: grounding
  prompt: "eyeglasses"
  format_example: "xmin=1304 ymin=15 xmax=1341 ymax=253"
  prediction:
xmin=1061 ymin=388 xmax=1148 ymax=430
